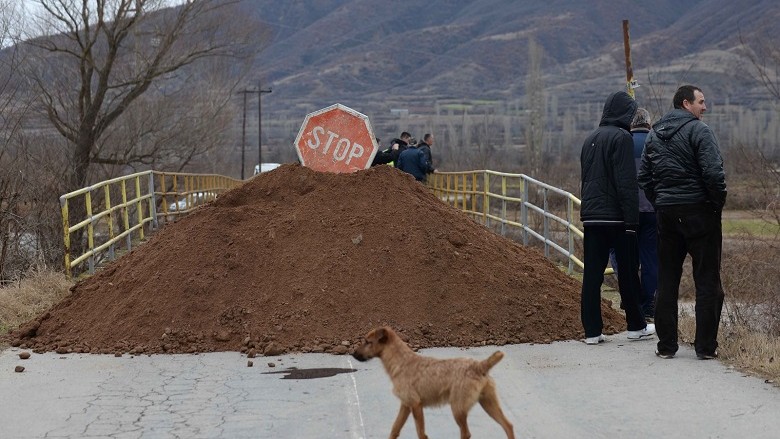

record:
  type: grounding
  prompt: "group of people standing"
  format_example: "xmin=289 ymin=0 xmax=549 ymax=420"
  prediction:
xmin=370 ymin=87 xmax=726 ymax=361
xmin=371 ymin=132 xmax=436 ymax=182
xmin=580 ymin=85 xmax=727 ymax=361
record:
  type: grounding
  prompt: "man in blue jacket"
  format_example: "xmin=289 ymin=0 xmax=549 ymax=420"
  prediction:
xmin=397 ymin=143 xmax=434 ymax=182
xmin=610 ymin=109 xmax=658 ymax=319
xmin=630 ymin=109 xmax=658 ymax=320
xmin=579 ymin=91 xmax=655 ymax=345
xmin=638 ymin=85 xmax=727 ymax=360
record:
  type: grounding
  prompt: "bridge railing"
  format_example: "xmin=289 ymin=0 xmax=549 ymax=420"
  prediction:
xmin=61 ymin=168 xmax=604 ymax=279
xmin=59 ymin=171 xmax=242 ymax=278
xmin=428 ymin=170 xmax=610 ymax=275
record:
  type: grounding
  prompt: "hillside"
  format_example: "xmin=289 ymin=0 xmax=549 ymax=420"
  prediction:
xmin=240 ymin=0 xmax=779 ymax=112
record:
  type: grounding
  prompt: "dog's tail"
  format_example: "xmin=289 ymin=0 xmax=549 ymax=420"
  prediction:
xmin=476 ymin=351 xmax=504 ymax=375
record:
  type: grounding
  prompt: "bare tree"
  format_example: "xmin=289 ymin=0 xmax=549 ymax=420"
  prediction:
xmin=22 ymin=0 xmax=262 ymax=192
xmin=735 ymin=32 xmax=780 ymax=226
xmin=0 ymin=1 xmax=34 ymax=280
xmin=12 ymin=0 xmax=263 ymax=268
xmin=0 ymin=1 xmax=69 ymax=281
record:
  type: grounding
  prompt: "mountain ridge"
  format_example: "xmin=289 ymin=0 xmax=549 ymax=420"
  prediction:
xmin=236 ymin=0 xmax=778 ymax=114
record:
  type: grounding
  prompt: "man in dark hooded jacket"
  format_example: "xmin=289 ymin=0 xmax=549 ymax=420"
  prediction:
xmin=579 ymin=91 xmax=655 ymax=345
xmin=638 ymin=85 xmax=727 ymax=360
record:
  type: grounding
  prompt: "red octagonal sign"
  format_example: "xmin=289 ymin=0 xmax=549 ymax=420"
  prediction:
xmin=294 ymin=104 xmax=378 ymax=173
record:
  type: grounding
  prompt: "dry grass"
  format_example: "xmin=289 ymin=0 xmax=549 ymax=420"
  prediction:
xmin=679 ymin=310 xmax=780 ymax=385
xmin=0 ymin=268 xmax=73 ymax=338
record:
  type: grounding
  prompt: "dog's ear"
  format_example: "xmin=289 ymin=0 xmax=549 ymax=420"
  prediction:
xmin=376 ymin=328 xmax=388 ymax=344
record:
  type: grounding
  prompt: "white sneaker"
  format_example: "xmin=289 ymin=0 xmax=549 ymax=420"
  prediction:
xmin=584 ymin=334 xmax=606 ymax=345
xmin=627 ymin=323 xmax=656 ymax=340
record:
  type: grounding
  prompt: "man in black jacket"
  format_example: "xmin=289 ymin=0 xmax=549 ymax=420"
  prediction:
xmin=417 ymin=134 xmax=435 ymax=168
xmin=371 ymin=132 xmax=411 ymax=167
xmin=580 ymin=91 xmax=655 ymax=345
xmin=638 ymin=85 xmax=727 ymax=360
xmin=390 ymin=132 xmax=412 ymax=167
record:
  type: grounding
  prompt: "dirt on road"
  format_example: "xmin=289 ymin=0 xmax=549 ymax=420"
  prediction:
xmin=9 ymin=164 xmax=623 ymax=355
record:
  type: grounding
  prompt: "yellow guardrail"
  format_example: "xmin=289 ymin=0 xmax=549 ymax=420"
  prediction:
xmin=428 ymin=170 xmax=613 ymax=275
xmin=61 ymin=168 xmax=607 ymax=279
xmin=60 ymin=171 xmax=242 ymax=278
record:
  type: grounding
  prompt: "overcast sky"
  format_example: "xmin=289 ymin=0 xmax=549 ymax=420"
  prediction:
xmin=18 ymin=1 xmax=188 ymax=20
xmin=16 ymin=0 xmax=188 ymax=40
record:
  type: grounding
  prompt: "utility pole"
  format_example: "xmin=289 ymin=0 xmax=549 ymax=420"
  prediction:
xmin=622 ymin=19 xmax=638 ymax=98
xmin=237 ymin=88 xmax=256 ymax=179
xmin=240 ymin=91 xmax=248 ymax=179
xmin=257 ymin=83 xmax=272 ymax=170
xmin=237 ymin=85 xmax=272 ymax=177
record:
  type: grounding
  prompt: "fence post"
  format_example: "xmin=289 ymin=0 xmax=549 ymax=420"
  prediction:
xmin=567 ymin=196 xmax=574 ymax=274
xmin=521 ymin=176 xmax=529 ymax=246
xmin=121 ymin=180 xmax=131 ymax=251
xmin=105 ymin=184 xmax=115 ymax=261
xmin=483 ymin=172 xmax=490 ymax=227
xmin=85 ymin=191 xmax=95 ymax=274
xmin=135 ymin=176 xmax=145 ymax=240
xmin=60 ymin=196 xmax=71 ymax=278
xmin=543 ymin=187 xmax=550 ymax=259
xmin=470 ymin=173 xmax=477 ymax=216
xmin=501 ymin=175 xmax=507 ymax=236
xmin=148 ymin=172 xmax=159 ymax=230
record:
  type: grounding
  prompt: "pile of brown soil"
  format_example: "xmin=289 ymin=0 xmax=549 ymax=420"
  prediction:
xmin=10 ymin=164 xmax=624 ymax=355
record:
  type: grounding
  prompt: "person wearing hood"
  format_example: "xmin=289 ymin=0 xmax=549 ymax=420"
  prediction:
xmin=638 ymin=85 xmax=727 ymax=360
xmin=579 ymin=91 xmax=656 ymax=345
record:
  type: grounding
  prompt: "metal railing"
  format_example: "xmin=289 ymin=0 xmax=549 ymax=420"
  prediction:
xmin=428 ymin=170 xmax=611 ymax=275
xmin=61 ymin=167 xmax=604 ymax=279
xmin=60 ymin=171 xmax=242 ymax=278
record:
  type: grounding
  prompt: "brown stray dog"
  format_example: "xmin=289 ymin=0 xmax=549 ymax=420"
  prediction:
xmin=352 ymin=326 xmax=515 ymax=439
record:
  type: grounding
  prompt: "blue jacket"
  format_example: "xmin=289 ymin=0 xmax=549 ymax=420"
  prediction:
xmin=631 ymin=128 xmax=654 ymax=213
xmin=397 ymin=147 xmax=433 ymax=181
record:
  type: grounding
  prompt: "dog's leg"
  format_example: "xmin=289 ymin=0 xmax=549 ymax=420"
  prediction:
xmin=388 ymin=404 xmax=411 ymax=439
xmin=410 ymin=402 xmax=429 ymax=439
xmin=450 ymin=407 xmax=472 ymax=439
xmin=479 ymin=382 xmax=516 ymax=439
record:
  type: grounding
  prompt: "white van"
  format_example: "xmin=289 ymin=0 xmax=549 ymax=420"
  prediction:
xmin=253 ymin=163 xmax=282 ymax=175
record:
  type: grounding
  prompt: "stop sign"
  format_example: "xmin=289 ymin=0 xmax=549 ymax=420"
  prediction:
xmin=294 ymin=104 xmax=379 ymax=173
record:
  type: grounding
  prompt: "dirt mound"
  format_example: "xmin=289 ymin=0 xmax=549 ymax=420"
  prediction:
xmin=10 ymin=164 xmax=624 ymax=355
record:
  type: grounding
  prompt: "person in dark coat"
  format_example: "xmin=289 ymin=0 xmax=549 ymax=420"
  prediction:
xmin=396 ymin=144 xmax=433 ymax=182
xmin=416 ymin=134 xmax=436 ymax=174
xmin=629 ymin=108 xmax=658 ymax=319
xmin=579 ymin=91 xmax=655 ymax=345
xmin=390 ymin=132 xmax=412 ymax=167
xmin=608 ymin=108 xmax=658 ymax=320
xmin=638 ymin=85 xmax=727 ymax=360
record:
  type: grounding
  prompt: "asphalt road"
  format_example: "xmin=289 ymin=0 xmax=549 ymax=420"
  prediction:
xmin=1 ymin=333 xmax=778 ymax=438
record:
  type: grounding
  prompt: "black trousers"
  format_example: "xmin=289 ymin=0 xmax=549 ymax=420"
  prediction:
xmin=655 ymin=204 xmax=724 ymax=356
xmin=581 ymin=224 xmax=647 ymax=338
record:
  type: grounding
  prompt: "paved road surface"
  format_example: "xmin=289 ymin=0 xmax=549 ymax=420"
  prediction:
xmin=1 ymin=333 xmax=778 ymax=438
